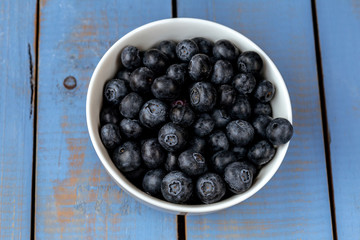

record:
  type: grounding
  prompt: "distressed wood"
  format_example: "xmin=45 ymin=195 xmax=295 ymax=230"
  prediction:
xmin=35 ymin=0 xmax=176 ymax=239
xmin=316 ymin=0 xmax=360 ymax=238
xmin=0 ymin=0 xmax=36 ymax=239
xmin=178 ymin=0 xmax=333 ymax=238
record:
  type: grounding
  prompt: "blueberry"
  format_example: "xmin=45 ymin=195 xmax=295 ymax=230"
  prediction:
xmin=190 ymin=82 xmax=217 ymax=112
xmin=139 ymin=99 xmax=168 ymax=128
xmin=266 ymin=118 xmax=293 ymax=145
xmin=161 ymin=171 xmax=193 ymax=203
xmin=211 ymin=150 xmax=237 ymax=174
xmin=189 ymin=137 xmax=207 ymax=154
xmin=253 ymin=101 xmax=272 ymax=116
xmin=121 ymin=46 xmax=142 ymax=70
xmin=178 ymin=149 xmax=208 ymax=177
xmin=115 ymin=69 xmax=132 ymax=85
xmin=193 ymin=114 xmax=215 ymax=137
xmin=229 ymin=94 xmax=251 ymax=120
xmin=253 ymin=80 xmax=275 ymax=103
xmin=211 ymin=60 xmax=233 ymax=85
xmin=157 ymin=40 xmax=177 ymax=61
xmin=233 ymin=73 xmax=257 ymax=94
xmin=218 ymin=84 xmax=237 ymax=107
xmin=142 ymin=139 xmax=166 ymax=169
xmin=176 ymin=39 xmax=199 ymax=62
xmin=100 ymin=107 xmax=121 ymax=125
xmin=226 ymin=120 xmax=254 ymax=146
xmin=208 ymin=130 xmax=229 ymax=152
xmin=142 ymin=169 xmax=166 ymax=197
xmin=100 ymin=123 xmax=121 ymax=149
xmin=211 ymin=109 xmax=231 ymax=128
xmin=232 ymin=146 xmax=248 ymax=160
xmin=224 ymin=161 xmax=256 ymax=194
xmin=252 ymin=115 xmax=272 ymax=138
xmin=166 ymin=63 xmax=188 ymax=85
xmin=165 ymin=152 xmax=179 ymax=172
xmin=247 ymin=140 xmax=276 ymax=166
xmin=213 ymin=40 xmax=240 ymax=62
xmin=120 ymin=118 xmax=143 ymax=139
xmin=188 ymin=54 xmax=212 ymax=81
xmin=119 ymin=92 xmax=144 ymax=119
xmin=169 ymin=102 xmax=195 ymax=127
xmin=124 ymin=166 xmax=147 ymax=186
xmin=158 ymin=122 xmax=188 ymax=152
xmin=196 ymin=173 xmax=226 ymax=204
xmin=112 ymin=141 xmax=141 ymax=172
xmin=192 ymin=37 xmax=214 ymax=55
xmin=129 ymin=67 xmax=155 ymax=93
xmin=103 ymin=79 xmax=128 ymax=105
xmin=143 ymin=49 xmax=169 ymax=74
xmin=237 ymin=51 xmax=263 ymax=74
xmin=151 ymin=76 xmax=181 ymax=101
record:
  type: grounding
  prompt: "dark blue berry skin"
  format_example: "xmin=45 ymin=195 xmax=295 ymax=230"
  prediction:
xmin=224 ymin=161 xmax=256 ymax=194
xmin=248 ymin=140 xmax=276 ymax=166
xmin=141 ymin=138 xmax=166 ymax=169
xmin=100 ymin=123 xmax=122 ymax=149
xmin=196 ymin=173 xmax=226 ymax=204
xmin=103 ymin=79 xmax=128 ymax=105
xmin=232 ymin=146 xmax=248 ymax=160
xmin=119 ymin=92 xmax=144 ymax=119
xmin=213 ymin=40 xmax=240 ymax=62
xmin=139 ymin=99 xmax=168 ymax=128
xmin=253 ymin=80 xmax=275 ymax=103
xmin=226 ymin=120 xmax=254 ymax=146
xmin=124 ymin=166 xmax=146 ymax=187
xmin=211 ymin=109 xmax=231 ymax=128
xmin=157 ymin=40 xmax=177 ymax=61
xmin=253 ymin=101 xmax=272 ymax=116
xmin=120 ymin=118 xmax=143 ymax=139
xmin=178 ymin=149 xmax=208 ymax=177
xmin=252 ymin=115 xmax=272 ymax=138
xmin=142 ymin=169 xmax=166 ymax=197
xmin=218 ymin=85 xmax=237 ymax=107
xmin=112 ymin=141 xmax=141 ymax=172
xmin=166 ymin=63 xmax=188 ymax=85
xmin=161 ymin=171 xmax=193 ymax=204
xmin=229 ymin=94 xmax=251 ymax=120
xmin=188 ymin=54 xmax=212 ymax=81
xmin=100 ymin=107 xmax=121 ymax=125
xmin=151 ymin=76 xmax=181 ymax=101
xmin=176 ymin=39 xmax=199 ymax=62
xmin=233 ymin=73 xmax=257 ymax=95
xmin=190 ymin=82 xmax=217 ymax=112
xmin=115 ymin=69 xmax=132 ymax=85
xmin=143 ymin=49 xmax=169 ymax=75
xmin=193 ymin=114 xmax=215 ymax=137
xmin=211 ymin=60 xmax=233 ymax=85
xmin=211 ymin=150 xmax=237 ymax=174
xmin=129 ymin=67 xmax=155 ymax=94
xmin=121 ymin=46 xmax=142 ymax=70
xmin=208 ymin=130 xmax=229 ymax=153
xmin=266 ymin=118 xmax=293 ymax=145
xmin=165 ymin=152 xmax=179 ymax=172
xmin=170 ymin=102 xmax=195 ymax=127
xmin=237 ymin=51 xmax=263 ymax=74
xmin=158 ymin=123 xmax=188 ymax=152
xmin=189 ymin=137 xmax=207 ymax=154
xmin=192 ymin=37 xmax=214 ymax=55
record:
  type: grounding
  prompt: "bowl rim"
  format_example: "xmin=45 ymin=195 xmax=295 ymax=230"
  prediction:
xmin=86 ymin=17 xmax=292 ymax=214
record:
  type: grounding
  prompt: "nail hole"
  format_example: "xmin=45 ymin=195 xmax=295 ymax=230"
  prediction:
xmin=63 ymin=76 xmax=77 ymax=90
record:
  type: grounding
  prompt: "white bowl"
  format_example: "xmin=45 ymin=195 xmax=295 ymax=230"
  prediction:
xmin=86 ymin=18 xmax=292 ymax=214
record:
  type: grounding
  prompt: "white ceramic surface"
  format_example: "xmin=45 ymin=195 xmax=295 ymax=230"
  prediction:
xmin=86 ymin=18 xmax=292 ymax=214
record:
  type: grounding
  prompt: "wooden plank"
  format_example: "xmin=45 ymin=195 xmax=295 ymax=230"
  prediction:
xmin=35 ymin=0 xmax=176 ymax=239
xmin=316 ymin=0 xmax=360 ymax=238
xmin=0 ymin=0 xmax=36 ymax=239
xmin=178 ymin=0 xmax=333 ymax=239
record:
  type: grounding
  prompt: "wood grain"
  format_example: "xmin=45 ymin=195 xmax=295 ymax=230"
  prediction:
xmin=316 ymin=0 xmax=360 ymax=238
xmin=35 ymin=0 xmax=176 ymax=239
xmin=177 ymin=0 xmax=333 ymax=238
xmin=0 ymin=0 xmax=37 ymax=239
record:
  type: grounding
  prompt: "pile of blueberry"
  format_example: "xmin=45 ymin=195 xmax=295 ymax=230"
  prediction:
xmin=99 ymin=38 xmax=293 ymax=204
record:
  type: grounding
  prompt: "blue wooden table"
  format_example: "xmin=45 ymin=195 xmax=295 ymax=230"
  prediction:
xmin=1 ymin=0 xmax=359 ymax=239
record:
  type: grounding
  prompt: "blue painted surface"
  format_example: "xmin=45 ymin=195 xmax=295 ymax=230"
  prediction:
xmin=0 ymin=0 xmax=36 ymax=239
xmin=316 ymin=0 xmax=360 ymax=238
xmin=35 ymin=0 xmax=176 ymax=239
xmin=178 ymin=0 xmax=333 ymax=238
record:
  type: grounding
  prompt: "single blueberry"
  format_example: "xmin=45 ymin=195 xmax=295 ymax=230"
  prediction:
xmin=119 ymin=118 xmax=143 ymax=139
xmin=188 ymin=54 xmax=212 ymax=81
xmin=158 ymin=122 xmax=188 ymax=152
xmin=232 ymin=146 xmax=248 ymax=160
xmin=166 ymin=63 xmax=188 ymax=85
xmin=253 ymin=80 xmax=275 ymax=103
xmin=211 ymin=60 xmax=234 ymax=85
xmin=103 ymin=79 xmax=128 ymax=105
xmin=176 ymin=39 xmax=199 ymax=62
xmin=211 ymin=109 xmax=231 ymax=128
xmin=213 ymin=40 xmax=240 ymax=62
xmin=100 ymin=123 xmax=121 ymax=149
xmin=208 ymin=130 xmax=229 ymax=152
xmin=226 ymin=120 xmax=254 ymax=146
xmin=266 ymin=118 xmax=293 ymax=145
xmin=196 ymin=173 xmax=226 ymax=204
xmin=124 ymin=166 xmax=146 ymax=187
xmin=165 ymin=152 xmax=179 ymax=172
xmin=233 ymin=73 xmax=257 ymax=94
xmin=178 ymin=149 xmax=208 ymax=177
xmin=224 ymin=161 xmax=256 ymax=194
xmin=252 ymin=115 xmax=272 ymax=138
xmin=112 ymin=141 xmax=141 ymax=172
xmin=151 ymin=76 xmax=181 ymax=101
xmin=229 ymin=94 xmax=251 ymax=120
xmin=100 ymin=107 xmax=121 ymax=125
xmin=115 ymin=69 xmax=132 ymax=85
xmin=129 ymin=67 xmax=155 ymax=94
xmin=170 ymin=101 xmax=195 ymax=127
xmin=143 ymin=49 xmax=169 ymax=75
xmin=190 ymin=82 xmax=217 ymax=112
xmin=161 ymin=171 xmax=193 ymax=204
xmin=253 ymin=101 xmax=273 ymax=116
xmin=142 ymin=169 xmax=166 ymax=197
xmin=139 ymin=99 xmax=168 ymax=128
xmin=119 ymin=92 xmax=144 ymax=119
xmin=237 ymin=51 xmax=263 ymax=74
xmin=189 ymin=137 xmax=207 ymax=154
xmin=192 ymin=37 xmax=214 ymax=55
xmin=211 ymin=150 xmax=237 ymax=174
xmin=193 ymin=114 xmax=215 ymax=137
xmin=121 ymin=46 xmax=141 ymax=70
xmin=157 ymin=40 xmax=177 ymax=61
xmin=218 ymin=84 xmax=237 ymax=107
xmin=247 ymin=140 xmax=276 ymax=166
xmin=141 ymin=138 xmax=166 ymax=169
